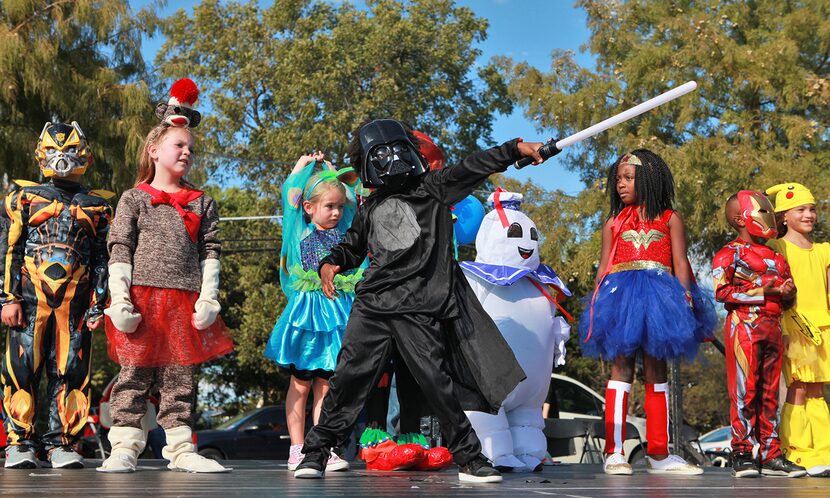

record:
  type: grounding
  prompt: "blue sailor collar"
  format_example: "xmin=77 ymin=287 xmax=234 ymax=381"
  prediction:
xmin=460 ymin=261 xmax=572 ymax=296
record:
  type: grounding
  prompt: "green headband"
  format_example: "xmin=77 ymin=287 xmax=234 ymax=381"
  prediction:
xmin=304 ymin=167 xmax=356 ymax=200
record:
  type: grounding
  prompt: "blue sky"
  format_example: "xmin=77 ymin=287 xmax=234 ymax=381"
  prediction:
xmin=135 ymin=0 xmax=593 ymax=194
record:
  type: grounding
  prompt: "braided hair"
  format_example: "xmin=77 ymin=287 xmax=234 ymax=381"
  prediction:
xmin=606 ymin=148 xmax=675 ymax=221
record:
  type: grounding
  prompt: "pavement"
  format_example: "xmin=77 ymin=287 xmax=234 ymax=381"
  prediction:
xmin=2 ymin=461 xmax=830 ymax=497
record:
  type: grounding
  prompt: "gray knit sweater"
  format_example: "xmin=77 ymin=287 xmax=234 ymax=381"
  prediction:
xmin=108 ymin=187 xmax=220 ymax=292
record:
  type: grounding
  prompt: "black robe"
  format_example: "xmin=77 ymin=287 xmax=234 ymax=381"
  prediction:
xmin=321 ymin=139 xmax=526 ymax=413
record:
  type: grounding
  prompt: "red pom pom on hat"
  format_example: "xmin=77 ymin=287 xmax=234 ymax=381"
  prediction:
xmin=169 ymin=78 xmax=199 ymax=108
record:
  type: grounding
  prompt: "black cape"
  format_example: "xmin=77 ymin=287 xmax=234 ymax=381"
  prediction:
xmin=322 ymin=140 xmax=527 ymax=413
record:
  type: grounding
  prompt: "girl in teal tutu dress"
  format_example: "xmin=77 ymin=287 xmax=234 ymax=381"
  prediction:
xmin=265 ymin=152 xmax=363 ymax=470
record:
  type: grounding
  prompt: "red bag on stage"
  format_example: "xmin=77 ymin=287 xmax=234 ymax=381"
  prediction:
xmin=414 ymin=446 xmax=453 ymax=470
xmin=366 ymin=443 xmax=426 ymax=471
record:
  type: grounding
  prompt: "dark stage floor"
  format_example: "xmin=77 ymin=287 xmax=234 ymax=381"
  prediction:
xmin=2 ymin=461 xmax=830 ymax=497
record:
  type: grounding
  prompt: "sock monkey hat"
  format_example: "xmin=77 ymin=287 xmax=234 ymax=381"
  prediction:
xmin=155 ymin=78 xmax=202 ymax=128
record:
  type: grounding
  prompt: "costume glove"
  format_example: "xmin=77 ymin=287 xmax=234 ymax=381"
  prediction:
xmin=192 ymin=258 xmax=221 ymax=330
xmin=103 ymin=263 xmax=142 ymax=333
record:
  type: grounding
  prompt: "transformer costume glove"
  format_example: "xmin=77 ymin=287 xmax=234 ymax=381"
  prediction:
xmin=192 ymin=258 xmax=221 ymax=330
xmin=104 ymin=263 xmax=142 ymax=333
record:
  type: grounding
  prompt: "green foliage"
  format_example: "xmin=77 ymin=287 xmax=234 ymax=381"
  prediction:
xmin=156 ymin=0 xmax=510 ymax=196
xmin=0 ymin=0 xmax=163 ymax=193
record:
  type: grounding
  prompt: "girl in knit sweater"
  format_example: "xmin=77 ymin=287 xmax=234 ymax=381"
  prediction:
xmin=99 ymin=80 xmax=234 ymax=473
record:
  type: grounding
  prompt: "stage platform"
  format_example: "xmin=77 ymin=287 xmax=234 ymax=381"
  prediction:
xmin=2 ymin=461 xmax=830 ymax=497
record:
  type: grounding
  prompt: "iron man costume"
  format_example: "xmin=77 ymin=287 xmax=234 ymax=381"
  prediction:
xmin=712 ymin=190 xmax=789 ymax=463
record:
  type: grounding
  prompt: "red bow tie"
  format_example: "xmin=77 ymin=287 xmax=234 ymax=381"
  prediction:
xmin=137 ymin=183 xmax=204 ymax=242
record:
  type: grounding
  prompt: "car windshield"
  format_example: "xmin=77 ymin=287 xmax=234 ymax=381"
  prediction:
xmin=215 ymin=411 xmax=251 ymax=430
xmin=551 ymin=378 xmax=601 ymax=416
xmin=700 ymin=426 xmax=731 ymax=443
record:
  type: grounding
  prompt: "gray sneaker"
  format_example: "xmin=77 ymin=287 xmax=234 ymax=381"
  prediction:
xmin=4 ymin=445 xmax=39 ymax=469
xmin=48 ymin=446 xmax=85 ymax=469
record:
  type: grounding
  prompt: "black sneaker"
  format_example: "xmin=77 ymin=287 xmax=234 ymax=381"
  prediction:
xmin=294 ymin=448 xmax=328 ymax=479
xmin=761 ymin=456 xmax=807 ymax=478
xmin=459 ymin=456 xmax=503 ymax=483
xmin=731 ymin=452 xmax=759 ymax=478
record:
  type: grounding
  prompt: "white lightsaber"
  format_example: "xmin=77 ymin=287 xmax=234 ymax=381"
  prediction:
xmin=515 ymin=81 xmax=698 ymax=169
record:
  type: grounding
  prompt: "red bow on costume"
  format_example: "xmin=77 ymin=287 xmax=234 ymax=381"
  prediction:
xmin=137 ymin=183 xmax=204 ymax=242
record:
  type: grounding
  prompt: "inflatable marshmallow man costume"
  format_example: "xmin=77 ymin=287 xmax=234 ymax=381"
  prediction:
xmin=460 ymin=190 xmax=572 ymax=471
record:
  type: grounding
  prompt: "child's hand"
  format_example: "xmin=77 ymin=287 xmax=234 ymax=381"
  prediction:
xmin=294 ymin=154 xmax=316 ymax=169
xmin=87 ymin=316 xmax=104 ymax=331
xmin=1 ymin=302 xmax=26 ymax=328
xmin=517 ymin=141 xmax=546 ymax=165
xmin=320 ymin=263 xmax=341 ymax=300
xmin=780 ymin=278 xmax=796 ymax=300
xmin=762 ymin=280 xmax=781 ymax=296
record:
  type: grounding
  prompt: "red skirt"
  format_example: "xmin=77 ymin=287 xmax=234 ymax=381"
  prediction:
xmin=105 ymin=286 xmax=235 ymax=367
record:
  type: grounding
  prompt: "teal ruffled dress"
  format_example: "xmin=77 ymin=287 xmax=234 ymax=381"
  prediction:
xmin=264 ymin=163 xmax=363 ymax=372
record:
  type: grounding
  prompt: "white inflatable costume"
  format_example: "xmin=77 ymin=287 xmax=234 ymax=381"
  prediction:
xmin=461 ymin=190 xmax=571 ymax=472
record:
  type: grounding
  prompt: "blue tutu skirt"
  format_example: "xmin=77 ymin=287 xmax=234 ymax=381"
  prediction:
xmin=264 ymin=290 xmax=353 ymax=372
xmin=578 ymin=269 xmax=717 ymax=361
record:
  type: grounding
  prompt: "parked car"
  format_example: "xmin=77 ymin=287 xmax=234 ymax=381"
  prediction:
xmin=196 ymin=405 xmax=309 ymax=460
xmin=693 ymin=425 xmax=731 ymax=467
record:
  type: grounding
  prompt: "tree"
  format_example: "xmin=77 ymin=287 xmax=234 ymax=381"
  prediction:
xmin=156 ymin=0 xmax=510 ymax=196
xmin=0 ymin=0 xmax=162 ymax=192
xmin=491 ymin=0 xmax=830 ymax=428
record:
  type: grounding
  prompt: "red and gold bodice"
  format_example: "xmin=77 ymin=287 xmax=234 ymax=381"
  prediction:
xmin=610 ymin=208 xmax=673 ymax=273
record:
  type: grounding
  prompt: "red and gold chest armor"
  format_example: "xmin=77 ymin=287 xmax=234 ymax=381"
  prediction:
xmin=610 ymin=208 xmax=673 ymax=273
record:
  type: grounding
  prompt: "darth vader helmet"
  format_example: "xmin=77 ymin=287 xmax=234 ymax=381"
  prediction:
xmin=358 ymin=119 xmax=428 ymax=190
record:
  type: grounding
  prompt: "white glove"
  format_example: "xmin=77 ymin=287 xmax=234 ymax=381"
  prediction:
xmin=192 ymin=259 xmax=221 ymax=330
xmin=553 ymin=316 xmax=571 ymax=367
xmin=104 ymin=263 xmax=142 ymax=333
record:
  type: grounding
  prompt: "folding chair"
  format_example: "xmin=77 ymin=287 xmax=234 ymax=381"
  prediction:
xmin=680 ymin=424 xmax=706 ymax=465
xmin=589 ymin=420 xmax=644 ymax=463
xmin=543 ymin=418 xmax=596 ymax=463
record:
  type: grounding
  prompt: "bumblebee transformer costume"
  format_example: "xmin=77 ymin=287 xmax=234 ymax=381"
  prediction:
xmin=0 ymin=122 xmax=112 ymax=468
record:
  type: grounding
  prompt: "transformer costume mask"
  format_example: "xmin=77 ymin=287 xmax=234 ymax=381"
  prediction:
xmin=35 ymin=121 xmax=93 ymax=178
xmin=1 ymin=121 xmax=112 ymax=457
xmin=358 ymin=119 xmax=428 ymax=190
xmin=737 ymin=190 xmax=778 ymax=239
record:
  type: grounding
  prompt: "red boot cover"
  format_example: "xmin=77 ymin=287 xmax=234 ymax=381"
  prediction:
xmin=645 ymin=382 xmax=669 ymax=456
xmin=604 ymin=380 xmax=631 ymax=455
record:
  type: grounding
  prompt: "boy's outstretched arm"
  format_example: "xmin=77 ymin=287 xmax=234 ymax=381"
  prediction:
xmin=422 ymin=139 xmax=544 ymax=205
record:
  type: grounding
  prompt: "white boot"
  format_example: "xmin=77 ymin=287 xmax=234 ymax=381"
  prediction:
xmin=97 ymin=427 xmax=146 ymax=473
xmin=163 ymin=426 xmax=231 ymax=473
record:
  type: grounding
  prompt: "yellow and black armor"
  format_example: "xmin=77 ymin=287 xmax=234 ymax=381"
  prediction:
xmin=0 ymin=174 xmax=112 ymax=450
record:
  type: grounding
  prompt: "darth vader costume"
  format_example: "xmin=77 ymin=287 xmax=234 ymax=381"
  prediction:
xmin=299 ymin=119 xmax=526 ymax=475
